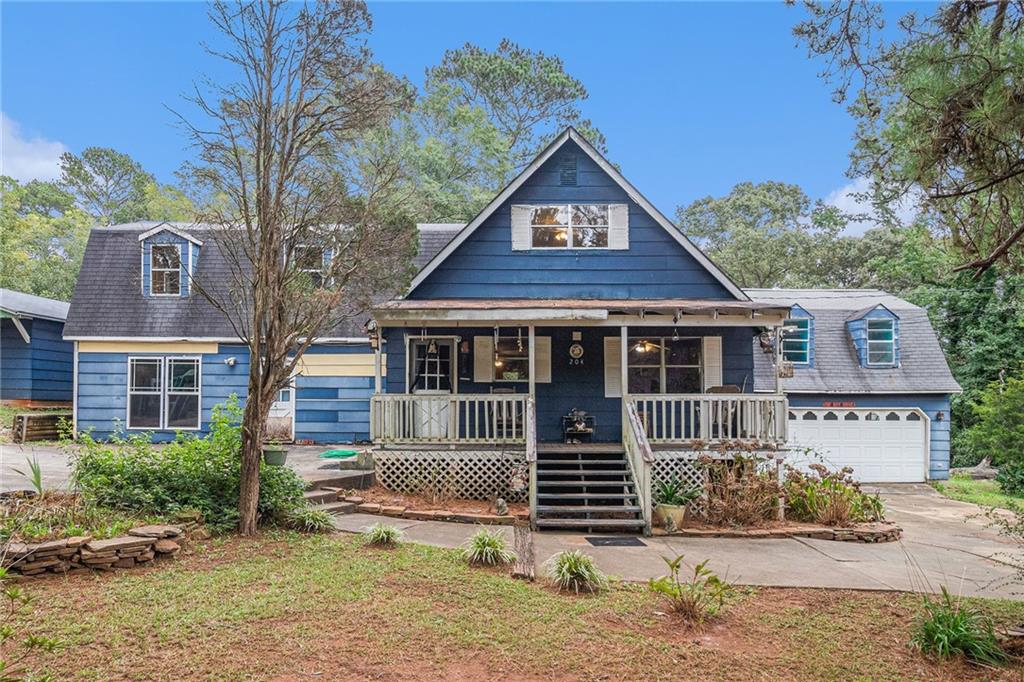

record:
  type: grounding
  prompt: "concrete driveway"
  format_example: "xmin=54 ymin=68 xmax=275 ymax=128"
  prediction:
xmin=333 ymin=485 xmax=1024 ymax=599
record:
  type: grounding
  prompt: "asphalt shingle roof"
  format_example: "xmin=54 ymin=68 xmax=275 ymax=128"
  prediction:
xmin=0 ymin=288 xmax=70 ymax=322
xmin=745 ymin=288 xmax=961 ymax=395
xmin=64 ymin=222 xmax=463 ymax=340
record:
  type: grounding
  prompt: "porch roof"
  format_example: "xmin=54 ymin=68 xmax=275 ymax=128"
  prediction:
xmin=374 ymin=298 xmax=792 ymax=323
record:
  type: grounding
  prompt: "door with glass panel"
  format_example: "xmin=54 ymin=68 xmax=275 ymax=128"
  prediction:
xmin=409 ymin=339 xmax=454 ymax=438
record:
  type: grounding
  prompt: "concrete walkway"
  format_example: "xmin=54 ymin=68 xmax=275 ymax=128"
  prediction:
xmin=332 ymin=484 xmax=1024 ymax=599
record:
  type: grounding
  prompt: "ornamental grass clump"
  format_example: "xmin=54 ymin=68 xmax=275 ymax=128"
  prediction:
xmin=784 ymin=462 xmax=884 ymax=526
xmin=286 ymin=506 xmax=334 ymax=533
xmin=462 ymin=527 xmax=515 ymax=566
xmin=699 ymin=455 xmax=782 ymax=527
xmin=546 ymin=550 xmax=606 ymax=594
xmin=648 ymin=554 xmax=731 ymax=625
xmin=910 ymin=586 xmax=1005 ymax=666
xmin=364 ymin=523 xmax=402 ymax=547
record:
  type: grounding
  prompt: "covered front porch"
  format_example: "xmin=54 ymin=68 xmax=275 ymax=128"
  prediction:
xmin=366 ymin=298 xmax=791 ymax=533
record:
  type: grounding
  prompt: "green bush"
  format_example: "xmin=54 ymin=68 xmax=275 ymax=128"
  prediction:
xmin=964 ymin=373 xmax=1024 ymax=467
xmin=71 ymin=398 xmax=305 ymax=532
xmin=648 ymin=554 xmax=731 ymax=625
xmin=910 ymin=586 xmax=1005 ymax=665
xmin=462 ymin=527 xmax=515 ymax=566
xmin=364 ymin=523 xmax=402 ymax=546
xmin=996 ymin=460 xmax=1024 ymax=496
xmin=785 ymin=462 xmax=884 ymax=526
xmin=546 ymin=550 xmax=606 ymax=594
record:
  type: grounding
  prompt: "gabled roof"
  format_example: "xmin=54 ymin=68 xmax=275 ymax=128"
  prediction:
xmin=137 ymin=222 xmax=204 ymax=246
xmin=0 ymin=288 xmax=70 ymax=322
xmin=407 ymin=127 xmax=748 ymax=301
xmin=746 ymin=288 xmax=960 ymax=395
xmin=845 ymin=302 xmax=899 ymax=322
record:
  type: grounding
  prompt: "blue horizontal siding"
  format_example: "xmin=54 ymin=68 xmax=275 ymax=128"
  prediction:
xmin=408 ymin=139 xmax=735 ymax=301
xmin=75 ymin=343 xmax=373 ymax=444
xmin=787 ymin=393 xmax=952 ymax=480
xmin=0 ymin=317 xmax=72 ymax=401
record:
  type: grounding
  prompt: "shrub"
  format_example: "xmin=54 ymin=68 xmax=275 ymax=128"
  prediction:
xmin=700 ymin=455 xmax=782 ymax=527
xmin=963 ymin=373 xmax=1024 ymax=467
xmin=654 ymin=478 xmax=701 ymax=507
xmin=648 ymin=554 xmax=731 ymax=625
xmin=71 ymin=398 xmax=306 ymax=532
xmin=784 ymin=463 xmax=884 ymax=526
xmin=546 ymin=550 xmax=606 ymax=594
xmin=286 ymin=506 xmax=334 ymax=533
xmin=462 ymin=527 xmax=515 ymax=566
xmin=364 ymin=523 xmax=402 ymax=546
xmin=996 ymin=460 xmax=1024 ymax=497
xmin=910 ymin=586 xmax=1005 ymax=665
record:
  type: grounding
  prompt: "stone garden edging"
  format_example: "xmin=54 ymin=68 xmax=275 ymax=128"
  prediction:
xmin=652 ymin=522 xmax=902 ymax=543
xmin=2 ymin=525 xmax=185 ymax=576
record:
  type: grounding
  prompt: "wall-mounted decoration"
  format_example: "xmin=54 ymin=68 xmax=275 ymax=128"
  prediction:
xmin=569 ymin=342 xmax=584 ymax=365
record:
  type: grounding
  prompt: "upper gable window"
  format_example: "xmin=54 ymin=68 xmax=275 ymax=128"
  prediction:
xmin=296 ymin=245 xmax=325 ymax=287
xmin=781 ymin=318 xmax=811 ymax=365
xmin=530 ymin=204 xmax=609 ymax=248
xmin=151 ymin=244 xmax=182 ymax=296
xmin=867 ymin=318 xmax=896 ymax=366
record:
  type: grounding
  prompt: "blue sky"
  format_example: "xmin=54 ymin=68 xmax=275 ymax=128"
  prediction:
xmin=1 ymin=1 xmax=929 ymax=220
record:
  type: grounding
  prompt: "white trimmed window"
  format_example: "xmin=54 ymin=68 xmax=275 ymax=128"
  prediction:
xmin=296 ymin=245 xmax=325 ymax=287
xmin=627 ymin=337 xmax=702 ymax=394
xmin=494 ymin=335 xmax=529 ymax=383
xmin=127 ymin=357 xmax=201 ymax=430
xmin=782 ymin=318 xmax=811 ymax=364
xmin=867 ymin=318 xmax=896 ymax=366
xmin=151 ymin=244 xmax=181 ymax=295
xmin=531 ymin=204 xmax=609 ymax=248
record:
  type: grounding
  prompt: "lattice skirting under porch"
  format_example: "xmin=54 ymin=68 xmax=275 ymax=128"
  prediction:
xmin=374 ymin=450 xmax=528 ymax=502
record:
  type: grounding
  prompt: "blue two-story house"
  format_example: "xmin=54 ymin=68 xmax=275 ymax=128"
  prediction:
xmin=64 ymin=127 xmax=959 ymax=534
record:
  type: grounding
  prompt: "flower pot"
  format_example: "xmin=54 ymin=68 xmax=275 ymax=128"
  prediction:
xmin=262 ymin=446 xmax=288 ymax=466
xmin=654 ymin=503 xmax=688 ymax=531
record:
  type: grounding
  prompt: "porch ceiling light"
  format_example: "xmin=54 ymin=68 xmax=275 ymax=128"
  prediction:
xmin=427 ymin=338 xmax=438 ymax=355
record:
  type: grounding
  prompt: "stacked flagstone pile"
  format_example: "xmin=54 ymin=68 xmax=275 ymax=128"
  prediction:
xmin=2 ymin=525 xmax=185 ymax=576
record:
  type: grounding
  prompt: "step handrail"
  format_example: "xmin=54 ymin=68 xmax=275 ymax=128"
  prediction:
xmin=623 ymin=400 xmax=654 ymax=535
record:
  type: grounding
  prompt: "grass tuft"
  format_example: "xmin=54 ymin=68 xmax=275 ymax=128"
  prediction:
xmin=910 ymin=586 xmax=1005 ymax=665
xmin=462 ymin=527 xmax=515 ymax=566
xmin=364 ymin=523 xmax=402 ymax=547
xmin=545 ymin=550 xmax=606 ymax=594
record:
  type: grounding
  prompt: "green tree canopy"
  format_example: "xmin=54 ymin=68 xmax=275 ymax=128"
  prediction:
xmin=60 ymin=146 xmax=154 ymax=224
xmin=675 ymin=181 xmax=852 ymax=288
xmin=792 ymin=0 xmax=1024 ymax=275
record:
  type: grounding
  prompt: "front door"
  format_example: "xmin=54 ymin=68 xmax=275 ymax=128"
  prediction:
xmin=409 ymin=339 xmax=455 ymax=438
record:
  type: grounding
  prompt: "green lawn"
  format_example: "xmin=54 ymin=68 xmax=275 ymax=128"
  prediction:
xmin=11 ymin=532 xmax=1024 ymax=681
xmin=934 ymin=474 xmax=1024 ymax=511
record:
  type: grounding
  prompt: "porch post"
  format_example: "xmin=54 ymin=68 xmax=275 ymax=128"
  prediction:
xmin=528 ymin=324 xmax=536 ymax=398
xmin=373 ymin=335 xmax=382 ymax=394
xmin=619 ymin=325 xmax=628 ymax=402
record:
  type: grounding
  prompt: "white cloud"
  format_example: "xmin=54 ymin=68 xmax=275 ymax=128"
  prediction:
xmin=1 ymin=113 xmax=67 ymax=183
xmin=824 ymin=176 xmax=920 ymax=235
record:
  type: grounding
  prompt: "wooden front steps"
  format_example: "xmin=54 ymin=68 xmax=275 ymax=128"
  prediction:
xmin=534 ymin=446 xmax=644 ymax=533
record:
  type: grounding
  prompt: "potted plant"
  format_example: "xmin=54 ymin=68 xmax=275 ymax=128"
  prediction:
xmin=653 ymin=478 xmax=700 ymax=531
xmin=262 ymin=439 xmax=289 ymax=466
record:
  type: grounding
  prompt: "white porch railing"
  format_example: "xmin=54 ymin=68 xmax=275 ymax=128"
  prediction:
xmin=371 ymin=393 xmax=529 ymax=446
xmin=623 ymin=400 xmax=654 ymax=535
xmin=629 ymin=394 xmax=788 ymax=445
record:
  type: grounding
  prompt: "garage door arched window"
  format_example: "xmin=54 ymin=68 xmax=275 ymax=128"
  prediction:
xmin=844 ymin=412 xmax=859 ymax=421
xmin=823 ymin=411 xmax=838 ymax=421
xmin=885 ymin=412 xmax=901 ymax=421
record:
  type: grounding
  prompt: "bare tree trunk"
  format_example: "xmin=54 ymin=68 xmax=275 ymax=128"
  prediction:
xmin=239 ymin=391 xmax=269 ymax=536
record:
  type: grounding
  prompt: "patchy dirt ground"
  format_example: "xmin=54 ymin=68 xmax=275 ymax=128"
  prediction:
xmin=9 ymin=532 xmax=1024 ymax=681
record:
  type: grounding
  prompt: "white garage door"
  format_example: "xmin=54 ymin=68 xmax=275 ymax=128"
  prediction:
xmin=787 ymin=409 xmax=928 ymax=483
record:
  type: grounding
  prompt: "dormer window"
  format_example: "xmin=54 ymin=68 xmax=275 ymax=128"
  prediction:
xmin=867 ymin=318 xmax=896 ymax=366
xmin=781 ymin=318 xmax=811 ymax=365
xmin=151 ymin=244 xmax=181 ymax=296
xmin=296 ymin=245 xmax=325 ymax=287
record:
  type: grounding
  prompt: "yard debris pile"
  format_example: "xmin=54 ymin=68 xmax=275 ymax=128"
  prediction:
xmin=2 ymin=524 xmax=185 ymax=575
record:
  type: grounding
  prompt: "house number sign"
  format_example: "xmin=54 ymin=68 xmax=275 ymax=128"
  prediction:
xmin=568 ymin=342 xmax=585 ymax=365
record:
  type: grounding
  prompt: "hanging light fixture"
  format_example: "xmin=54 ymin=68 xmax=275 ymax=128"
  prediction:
xmin=427 ymin=338 xmax=438 ymax=355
